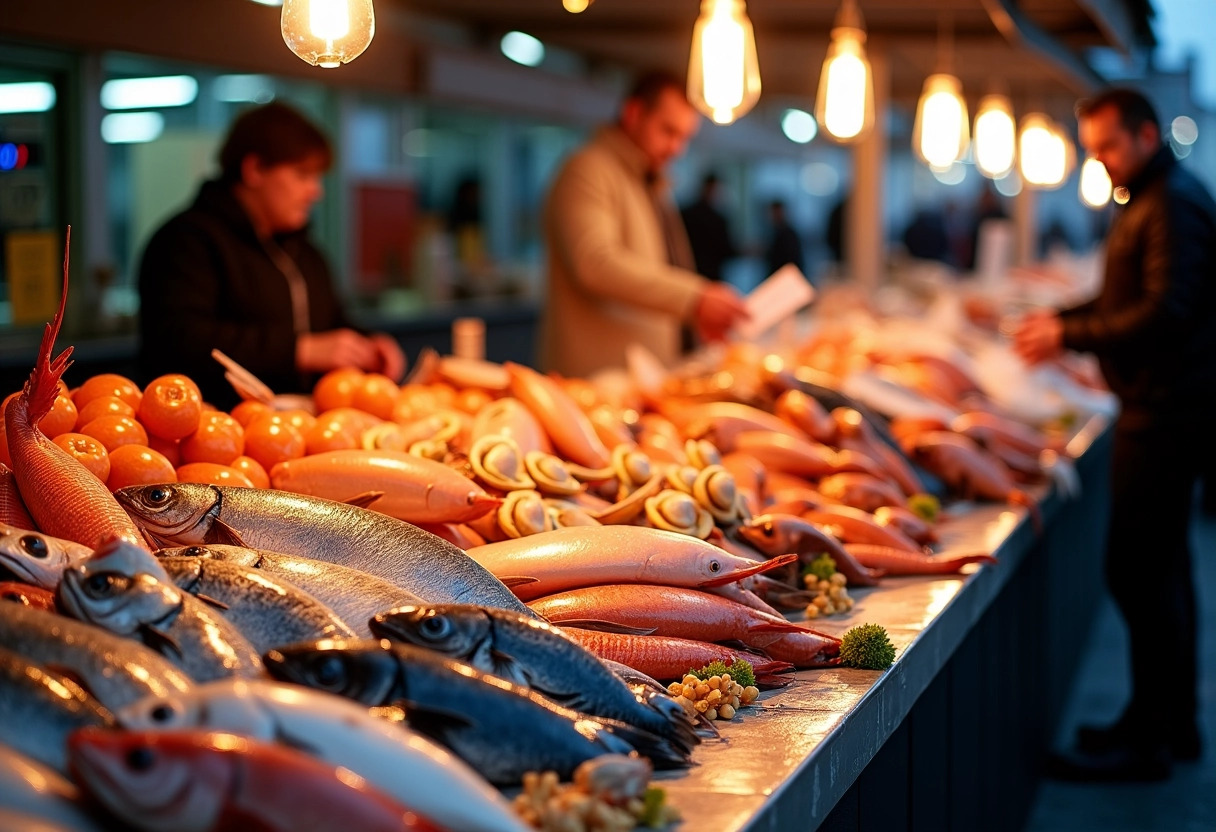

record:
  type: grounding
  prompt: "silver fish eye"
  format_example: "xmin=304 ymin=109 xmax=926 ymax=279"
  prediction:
xmin=708 ymin=560 xmax=721 ymax=573
xmin=83 ymin=572 xmax=127 ymax=599
xmin=126 ymin=746 xmax=156 ymax=772
xmin=183 ymin=547 xmax=208 ymax=557
xmin=313 ymin=655 xmax=346 ymax=688
xmin=149 ymin=704 xmax=175 ymax=724
xmin=19 ymin=535 xmax=48 ymax=558
xmin=421 ymin=614 xmax=452 ymax=639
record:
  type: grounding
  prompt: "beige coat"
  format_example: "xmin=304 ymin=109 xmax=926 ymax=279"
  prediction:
xmin=539 ymin=126 xmax=705 ymax=377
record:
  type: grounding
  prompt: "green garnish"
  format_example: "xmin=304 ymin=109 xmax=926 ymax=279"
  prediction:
xmin=638 ymin=787 xmax=669 ymax=827
xmin=804 ymin=553 xmax=837 ymax=582
xmin=839 ymin=623 xmax=897 ymax=670
xmin=906 ymin=493 xmax=941 ymax=523
xmin=689 ymin=658 xmax=756 ymax=689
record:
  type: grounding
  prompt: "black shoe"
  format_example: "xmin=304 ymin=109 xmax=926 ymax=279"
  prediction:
xmin=1045 ymin=746 xmax=1172 ymax=783
xmin=1075 ymin=721 xmax=1203 ymax=762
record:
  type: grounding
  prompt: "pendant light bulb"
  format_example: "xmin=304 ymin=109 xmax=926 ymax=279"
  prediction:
xmin=1079 ymin=157 xmax=1112 ymax=208
xmin=281 ymin=0 xmax=375 ymax=68
xmin=1019 ymin=113 xmax=1071 ymax=189
xmin=814 ymin=0 xmax=874 ymax=142
xmin=563 ymin=0 xmax=593 ymax=11
xmin=687 ymin=0 xmax=762 ymax=125
xmin=973 ymin=94 xmax=1016 ymax=178
xmin=913 ymin=73 xmax=969 ymax=169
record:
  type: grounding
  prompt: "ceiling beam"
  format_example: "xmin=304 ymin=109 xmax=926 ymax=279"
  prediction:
xmin=980 ymin=0 xmax=1107 ymax=92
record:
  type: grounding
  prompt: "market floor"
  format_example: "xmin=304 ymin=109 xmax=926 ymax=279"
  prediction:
xmin=1023 ymin=504 xmax=1216 ymax=832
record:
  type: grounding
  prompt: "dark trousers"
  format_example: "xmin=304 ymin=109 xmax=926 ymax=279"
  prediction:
xmin=1106 ymin=420 xmax=1202 ymax=740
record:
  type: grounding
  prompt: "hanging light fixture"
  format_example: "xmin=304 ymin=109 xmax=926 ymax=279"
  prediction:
xmin=562 ymin=0 xmax=593 ymax=11
xmin=814 ymin=0 xmax=874 ymax=142
xmin=1079 ymin=157 xmax=1112 ymax=208
xmin=687 ymin=0 xmax=762 ymax=125
xmin=281 ymin=0 xmax=375 ymax=68
xmin=912 ymin=16 xmax=969 ymax=169
xmin=1019 ymin=113 xmax=1070 ymax=189
xmin=973 ymin=93 xmax=1016 ymax=178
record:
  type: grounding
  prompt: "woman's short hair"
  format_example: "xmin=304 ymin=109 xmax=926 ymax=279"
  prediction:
xmin=218 ymin=102 xmax=332 ymax=183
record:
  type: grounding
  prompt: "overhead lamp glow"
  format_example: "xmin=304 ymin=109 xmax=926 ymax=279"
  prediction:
xmin=562 ymin=0 xmax=592 ymax=11
xmin=1079 ymin=157 xmax=1111 ymax=208
xmin=781 ymin=109 xmax=818 ymax=144
xmin=687 ymin=0 xmax=762 ymax=125
xmin=248 ymin=0 xmax=283 ymax=5
xmin=100 ymin=76 xmax=197 ymax=110
xmin=814 ymin=0 xmax=873 ymax=142
xmin=101 ymin=112 xmax=165 ymax=144
xmin=913 ymin=73 xmax=969 ymax=169
xmin=973 ymin=94 xmax=1016 ymax=178
xmin=213 ymin=74 xmax=275 ymax=103
xmin=1019 ymin=114 xmax=1070 ymax=189
xmin=932 ymin=161 xmax=967 ymax=186
xmin=500 ymin=31 xmax=545 ymax=67
xmin=282 ymin=0 xmax=375 ymax=68
xmin=0 ymin=82 xmax=57 ymax=114
xmin=1171 ymin=115 xmax=1198 ymax=146
xmin=994 ymin=170 xmax=1022 ymax=197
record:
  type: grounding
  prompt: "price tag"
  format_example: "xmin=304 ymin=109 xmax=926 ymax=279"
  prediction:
xmin=5 ymin=230 xmax=60 ymax=325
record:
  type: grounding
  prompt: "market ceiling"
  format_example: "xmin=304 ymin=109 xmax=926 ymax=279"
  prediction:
xmin=401 ymin=0 xmax=1156 ymax=106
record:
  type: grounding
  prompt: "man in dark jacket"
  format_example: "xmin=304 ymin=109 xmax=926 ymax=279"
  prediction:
xmin=139 ymin=103 xmax=404 ymax=407
xmin=1015 ymin=88 xmax=1216 ymax=781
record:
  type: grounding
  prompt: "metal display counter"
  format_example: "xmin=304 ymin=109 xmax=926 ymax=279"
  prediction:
xmin=658 ymin=418 xmax=1112 ymax=832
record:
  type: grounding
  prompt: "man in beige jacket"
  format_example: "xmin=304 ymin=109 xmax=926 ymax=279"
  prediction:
xmin=539 ymin=72 xmax=749 ymax=377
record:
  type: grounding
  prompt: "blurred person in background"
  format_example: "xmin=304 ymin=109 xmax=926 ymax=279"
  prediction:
xmin=138 ymin=102 xmax=405 ymax=408
xmin=1015 ymin=87 xmax=1216 ymax=782
xmin=540 ymin=71 xmax=750 ymax=377
xmin=681 ymin=172 xmax=738 ymax=282
xmin=764 ymin=200 xmax=805 ymax=277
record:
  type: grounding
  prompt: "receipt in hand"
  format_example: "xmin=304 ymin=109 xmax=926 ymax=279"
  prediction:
xmin=734 ymin=264 xmax=816 ymax=340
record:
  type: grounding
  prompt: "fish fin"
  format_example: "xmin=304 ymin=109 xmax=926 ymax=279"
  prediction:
xmin=342 ymin=491 xmax=384 ymax=509
xmin=405 ymin=701 xmax=476 ymax=733
xmin=553 ymin=619 xmax=657 ymax=636
xmin=204 ymin=520 xmax=247 ymax=547
xmin=140 ymin=625 xmax=183 ymax=660
xmin=489 ymin=648 xmax=523 ymax=682
xmin=193 ymin=593 xmax=229 ymax=611
xmin=498 ymin=576 xmax=539 ymax=588
xmin=20 ymin=230 xmax=74 ymax=424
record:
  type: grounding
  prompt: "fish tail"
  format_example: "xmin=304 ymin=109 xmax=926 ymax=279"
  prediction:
xmin=637 ymin=691 xmax=701 ymax=754
xmin=601 ymin=719 xmax=693 ymax=770
xmin=22 ymin=228 xmax=74 ymax=423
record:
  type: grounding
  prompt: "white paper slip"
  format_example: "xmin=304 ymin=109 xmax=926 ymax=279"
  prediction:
xmin=735 ymin=264 xmax=816 ymax=340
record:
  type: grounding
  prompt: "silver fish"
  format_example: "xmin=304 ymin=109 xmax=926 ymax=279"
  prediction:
xmin=156 ymin=545 xmax=422 ymax=637
xmin=158 ymin=556 xmax=355 ymax=653
xmin=0 ymin=746 xmax=106 ymax=832
xmin=0 ymin=602 xmax=191 ymax=710
xmin=370 ymin=605 xmax=698 ymax=754
xmin=0 ymin=809 xmax=90 ymax=832
xmin=57 ymin=541 xmax=262 ymax=683
xmin=0 ymin=524 xmax=92 ymax=589
xmin=0 ymin=646 xmax=113 ymax=774
xmin=264 ymin=639 xmax=693 ymax=786
xmin=116 ymin=484 xmax=535 ymax=617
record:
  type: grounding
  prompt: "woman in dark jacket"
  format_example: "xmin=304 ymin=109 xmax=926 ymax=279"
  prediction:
xmin=138 ymin=102 xmax=404 ymax=407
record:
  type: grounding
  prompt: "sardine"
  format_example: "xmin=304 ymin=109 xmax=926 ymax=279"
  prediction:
xmin=158 ymin=556 xmax=355 ymax=653
xmin=370 ymin=605 xmax=698 ymax=754
xmin=0 ymin=646 xmax=113 ymax=774
xmin=0 ymin=745 xmax=106 ymax=832
xmin=0 ymin=523 xmax=92 ymax=589
xmin=0 ymin=602 xmax=191 ymax=710
xmin=57 ymin=541 xmax=262 ymax=682
xmin=116 ymin=484 xmax=535 ymax=617
xmin=117 ymin=679 xmax=529 ymax=832
xmin=156 ymin=545 xmax=422 ymax=638
xmin=264 ymin=639 xmax=693 ymax=785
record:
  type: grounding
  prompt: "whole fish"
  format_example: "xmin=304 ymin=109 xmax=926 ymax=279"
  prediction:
xmin=0 ymin=581 xmax=57 ymax=610
xmin=156 ymin=545 xmax=422 ymax=638
xmin=0 ymin=522 xmax=92 ymax=589
xmin=843 ymin=543 xmax=998 ymax=575
xmin=559 ymin=629 xmax=801 ymax=683
xmin=505 ymin=363 xmax=610 ymax=469
xmin=265 ymin=639 xmax=692 ymax=786
xmin=0 ymin=602 xmax=191 ymax=710
xmin=816 ymin=472 xmax=906 ymax=513
xmin=737 ymin=513 xmax=884 ymax=586
xmin=158 ymin=556 xmax=355 ymax=652
xmin=872 ymin=505 xmax=938 ymax=546
xmin=802 ymin=506 xmax=923 ymax=552
xmin=467 ymin=525 xmax=798 ymax=602
xmin=57 ymin=540 xmax=262 ymax=682
xmin=0 ymin=745 xmax=106 ymax=832
xmin=0 ymin=646 xmax=114 ymax=773
xmin=0 ymin=463 xmax=35 ymax=530
xmin=68 ymin=728 xmax=440 ymax=832
xmin=0 ymin=809 xmax=86 ymax=832
xmin=115 ymin=483 xmax=534 ymax=617
xmin=117 ymin=679 xmax=529 ymax=832
xmin=370 ymin=605 xmax=698 ymax=753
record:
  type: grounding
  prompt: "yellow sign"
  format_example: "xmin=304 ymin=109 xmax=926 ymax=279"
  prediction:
xmin=5 ymin=230 xmax=60 ymax=326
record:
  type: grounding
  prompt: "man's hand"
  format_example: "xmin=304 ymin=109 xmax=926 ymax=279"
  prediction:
xmin=1013 ymin=310 xmax=1064 ymax=365
xmin=370 ymin=333 xmax=407 ymax=382
xmin=295 ymin=328 xmax=379 ymax=374
xmin=694 ymin=283 xmax=751 ymax=343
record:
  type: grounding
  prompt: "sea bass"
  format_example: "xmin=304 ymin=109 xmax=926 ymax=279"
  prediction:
xmin=117 ymin=679 xmax=528 ymax=832
xmin=116 ymin=484 xmax=533 ymax=617
xmin=0 ymin=745 xmax=106 ymax=832
xmin=0 ymin=523 xmax=92 ymax=589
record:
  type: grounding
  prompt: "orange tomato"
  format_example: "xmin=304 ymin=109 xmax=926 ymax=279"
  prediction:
xmin=139 ymin=375 xmax=204 ymax=441
xmin=229 ymin=455 xmax=270 ymax=489
xmin=175 ymin=462 xmax=255 ymax=488
xmin=52 ymin=433 xmax=111 ymax=482
xmin=317 ymin=408 xmax=381 ymax=437
xmin=352 ymin=374 xmax=399 ymax=420
xmin=427 ymin=383 xmax=457 ymax=410
xmin=303 ymin=422 xmax=359 ymax=455
xmin=75 ymin=395 xmax=136 ymax=429
xmin=2 ymin=390 xmax=77 ymax=439
xmin=181 ymin=411 xmax=245 ymax=466
xmin=80 ymin=415 xmax=149 ymax=453
xmin=454 ymin=387 xmax=494 ymax=415
xmin=277 ymin=409 xmax=316 ymax=435
xmin=73 ymin=374 xmax=143 ymax=412
xmin=231 ymin=400 xmax=272 ymax=427
xmin=243 ymin=415 xmax=306 ymax=470
xmin=107 ymin=445 xmax=177 ymax=492
xmin=147 ymin=434 xmax=183 ymax=468
xmin=313 ymin=368 xmax=364 ymax=413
